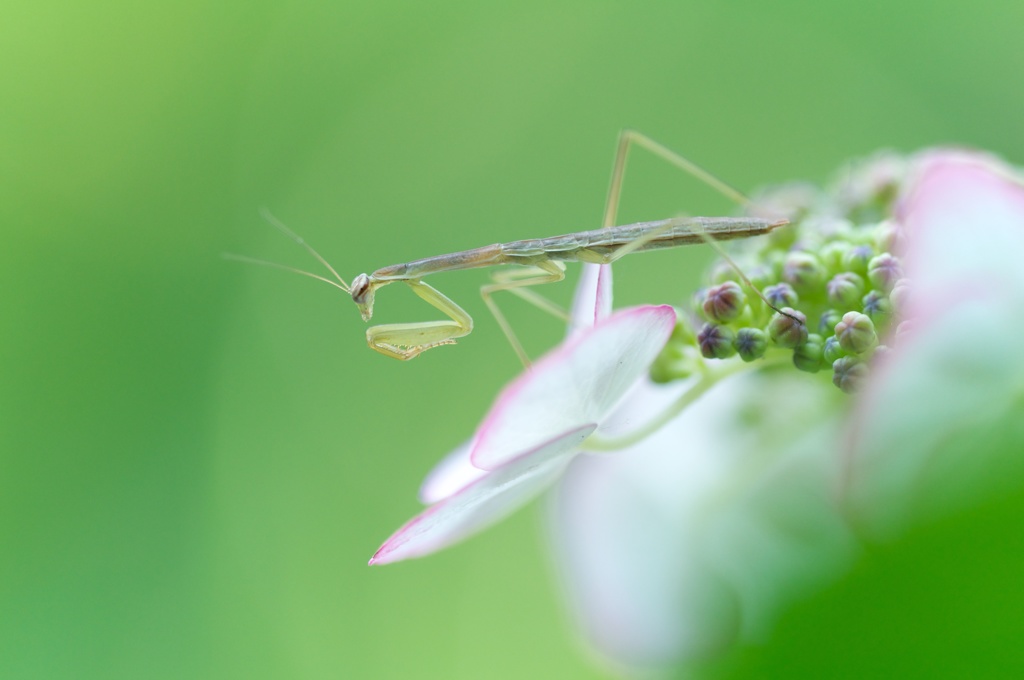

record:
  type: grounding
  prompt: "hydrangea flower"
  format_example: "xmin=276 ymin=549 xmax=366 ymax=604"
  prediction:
xmin=369 ymin=264 xmax=678 ymax=565
xmin=551 ymin=149 xmax=1024 ymax=672
xmin=371 ymin=147 xmax=1024 ymax=675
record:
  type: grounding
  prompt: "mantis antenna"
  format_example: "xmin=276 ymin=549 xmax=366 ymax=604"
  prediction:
xmin=222 ymin=209 xmax=351 ymax=293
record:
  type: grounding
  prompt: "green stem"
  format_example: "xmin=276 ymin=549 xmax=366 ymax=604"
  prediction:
xmin=581 ymin=353 xmax=790 ymax=452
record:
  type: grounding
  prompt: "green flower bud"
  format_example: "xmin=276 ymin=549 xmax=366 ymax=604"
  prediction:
xmin=734 ymin=327 xmax=768 ymax=362
xmin=782 ymin=251 xmax=827 ymax=294
xmin=819 ymin=241 xmax=851 ymax=273
xmin=751 ymin=182 xmax=820 ymax=227
xmin=650 ymin=343 xmax=689 ymax=383
xmin=793 ymin=333 xmax=825 ymax=373
xmin=862 ymin=290 xmax=894 ymax=325
xmin=650 ymin=321 xmax=700 ymax=382
xmin=697 ymin=323 xmax=737 ymax=359
xmin=818 ymin=309 xmax=843 ymax=336
xmin=768 ymin=307 xmax=808 ymax=349
xmin=669 ymin=317 xmax=697 ymax=345
xmin=692 ymin=288 xmax=710 ymax=321
xmin=833 ymin=356 xmax=868 ymax=394
xmin=823 ymin=335 xmax=846 ymax=364
xmin=709 ymin=261 xmax=737 ymax=285
xmin=826 ymin=272 xmax=866 ymax=308
xmin=747 ymin=265 xmax=775 ymax=292
xmin=764 ymin=282 xmax=799 ymax=309
xmin=841 ymin=244 xmax=875 ymax=276
xmin=835 ymin=311 xmax=877 ymax=354
xmin=867 ymin=252 xmax=903 ymax=293
xmin=702 ymin=281 xmax=746 ymax=323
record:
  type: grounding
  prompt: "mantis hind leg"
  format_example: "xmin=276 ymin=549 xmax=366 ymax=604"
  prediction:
xmin=365 ymin=280 xmax=473 ymax=360
xmin=480 ymin=260 xmax=566 ymax=368
xmin=600 ymin=131 xmax=797 ymax=321
xmin=602 ymin=129 xmax=750 ymax=229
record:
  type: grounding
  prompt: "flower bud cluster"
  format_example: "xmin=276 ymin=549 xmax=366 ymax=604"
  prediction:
xmin=651 ymin=154 xmax=913 ymax=393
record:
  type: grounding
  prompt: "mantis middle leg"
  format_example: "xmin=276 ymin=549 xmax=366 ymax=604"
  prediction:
xmin=480 ymin=260 xmax=567 ymax=368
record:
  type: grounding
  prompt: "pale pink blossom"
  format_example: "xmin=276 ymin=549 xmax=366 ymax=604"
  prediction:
xmin=845 ymin=151 xmax=1024 ymax=534
xmin=369 ymin=264 xmax=676 ymax=565
xmin=552 ymin=150 xmax=1024 ymax=671
xmin=371 ymin=149 xmax=1024 ymax=675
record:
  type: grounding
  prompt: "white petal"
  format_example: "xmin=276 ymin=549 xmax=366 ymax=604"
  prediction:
xmin=897 ymin=150 xmax=1024 ymax=294
xmin=370 ymin=424 xmax=595 ymax=565
xmin=568 ymin=264 xmax=613 ymax=336
xmin=595 ymin=376 xmax=692 ymax=440
xmin=848 ymin=152 xmax=1024 ymax=534
xmin=417 ymin=440 xmax=486 ymax=504
xmin=470 ymin=305 xmax=676 ymax=471
xmin=550 ymin=373 xmax=850 ymax=670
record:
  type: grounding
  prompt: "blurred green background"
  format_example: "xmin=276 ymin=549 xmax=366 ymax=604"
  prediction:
xmin=3 ymin=1 xmax=1024 ymax=678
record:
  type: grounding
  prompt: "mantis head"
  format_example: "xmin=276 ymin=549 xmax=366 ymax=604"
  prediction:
xmin=351 ymin=273 xmax=376 ymax=321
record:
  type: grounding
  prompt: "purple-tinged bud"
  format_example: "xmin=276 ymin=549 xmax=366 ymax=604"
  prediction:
xmin=749 ymin=182 xmax=820 ymax=225
xmin=889 ymin=278 xmax=912 ymax=315
xmin=874 ymin=219 xmax=906 ymax=254
xmin=837 ymin=154 xmax=906 ymax=215
xmin=842 ymin=244 xmax=875 ymax=277
xmin=862 ymin=290 xmax=894 ymax=325
xmin=823 ymin=335 xmax=846 ymax=365
xmin=734 ymin=327 xmax=768 ymax=362
xmin=768 ymin=307 xmax=808 ymax=349
xmin=835 ymin=311 xmax=877 ymax=354
xmin=895 ymin=319 xmax=915 ymax=345
xmin=826 ymin=272 xmax=866 ymax=308
xmin=793 ymin=333 xmax=825 ymax=373
xmin=870 ymin=345 xmax=894 ymax=365
xmin=818 ymin=309 xmax=843 ymax=336
xmin=782 ymin=251 xmax=827 ymax=294
xmin=867 ymin=253 xmax=903 ymax=293
xmin=697 ymin=323 xmax=737 ymax=360
xmin=702 ymin=281 xmax=746 ymax=323
xmin=764 ymin=282 xmax=799 ymax=309
xmin=833 ymin=356 xmax=868 ymax=394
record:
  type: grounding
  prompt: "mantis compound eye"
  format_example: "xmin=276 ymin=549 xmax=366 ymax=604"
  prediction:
xmin=351 ymin=274 xmax=371 ymax=305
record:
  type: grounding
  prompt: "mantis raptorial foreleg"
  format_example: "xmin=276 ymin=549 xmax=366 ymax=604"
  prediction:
xmin=480 ymin=260 xmax=567 ymax=367
xmin=366 ymin=279 xmax=473 ymax=360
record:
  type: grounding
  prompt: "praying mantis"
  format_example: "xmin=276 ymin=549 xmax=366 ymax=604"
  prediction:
xmin=228 ymin=131 xmax=790 ymax=365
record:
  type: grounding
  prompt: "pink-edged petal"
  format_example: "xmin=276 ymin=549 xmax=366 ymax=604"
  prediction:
xmin=896 ymin=150 xmax=1024 ymax=301
xmin=568 ymin=264 xmax=614 ymax=336
xmin=418 ymin=440 xmax=487 ymax=504
xmin=470 ymin=305 xmax=676 ymax=471
xmin=594 ymin=376 xmax=691 ymax=440
xmin=419 ymin=265 xmax=615 ymax=506
xmin=848 ymin=152 xmax=1024 ymax=534
xmin=370 ymin=424 xmax=595 ymax=566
